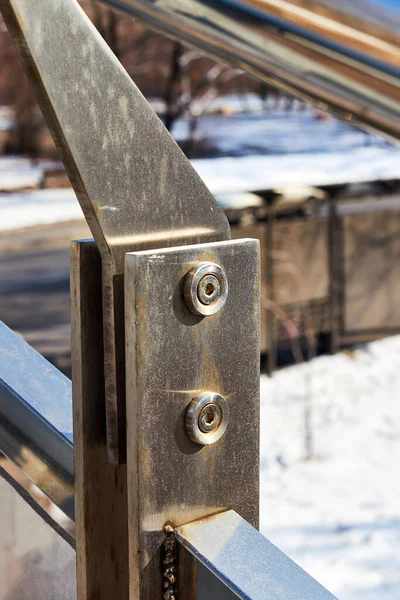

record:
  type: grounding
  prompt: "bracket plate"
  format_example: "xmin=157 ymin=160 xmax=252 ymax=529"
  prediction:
xmin=125 ymin=238 xmax=260 ymax=597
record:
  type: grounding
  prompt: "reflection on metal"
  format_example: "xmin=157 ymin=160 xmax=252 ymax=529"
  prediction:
xmin=176 ymin=509 xmax=338 ymax=600
xmin=102 ymin=0 xmax=400 ymax=141
xmin=0 ymin=467 xmax=76 ymax=600
xmin=0 ymin=322 xmax=74 ymax=520
xmin=124 ymin=239 xmax=260 ymax=597
xmin=0 ymin=0 xmax=230 ymax=464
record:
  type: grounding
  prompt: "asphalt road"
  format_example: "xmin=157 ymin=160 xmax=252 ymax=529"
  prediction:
xmin=0 ymin=220 xmax=91 ymax=377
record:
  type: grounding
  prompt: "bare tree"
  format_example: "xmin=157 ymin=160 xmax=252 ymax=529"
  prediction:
xmin=0 ymin=39 xmax=40 ymax=157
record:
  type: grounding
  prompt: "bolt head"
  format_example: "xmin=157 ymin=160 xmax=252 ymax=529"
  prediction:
xmin=183 ymin=262 xmax=228 ymax=316
xmin=197 ymin=274 xmax=221 ymax=306
xmin=198 ymin=402 xmax=222 ymax=433
xmin=185 ymin=392 xmax=229 ymax=445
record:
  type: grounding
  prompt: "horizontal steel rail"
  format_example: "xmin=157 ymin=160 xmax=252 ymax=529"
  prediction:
xmin=176 ymin=510 xmax=338 ymax=600
xmin=0 ymin=321 xmax=74 ymax=520
xmin=101 ymin=0 xmax=400 ymax=141
xmin=0 ymin=320 xmax=340 ymax=600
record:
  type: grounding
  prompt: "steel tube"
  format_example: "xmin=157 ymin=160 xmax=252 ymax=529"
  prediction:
xmin=101 ymin=0 xmax=400 ymax=141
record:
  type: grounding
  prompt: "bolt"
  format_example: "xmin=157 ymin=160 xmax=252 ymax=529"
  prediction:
xmin=185 ymin=392 xmax=229 ymax=445
xmin=183 ymin=262 xmax=228 ymax=316
xmin=197 ymin=274 xmax=221 ymax=305
xmin=198 ymin=402 xmax=222 ymax=433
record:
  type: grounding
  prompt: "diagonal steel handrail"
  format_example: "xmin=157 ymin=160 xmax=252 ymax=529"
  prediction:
xmin=0 ymin=0 xmax=231 ymax=463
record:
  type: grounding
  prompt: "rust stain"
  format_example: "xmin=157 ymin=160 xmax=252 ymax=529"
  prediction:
xmin=177 ymin=249 xmax=220 ymax=283
xmin=191 ymin=326 xmax=199 ymax=342
xmin=199 ymin=351 xmax=222 ymax=391
xmin=205 ymin=445 xmax=216 ymax=478
xmin=177 ymin=508 xmax=230 ymax=535
xmin=140 ymin=441 xmax=151 ymax=482
xmin=93 ymin=201 xmax=101 ymax=219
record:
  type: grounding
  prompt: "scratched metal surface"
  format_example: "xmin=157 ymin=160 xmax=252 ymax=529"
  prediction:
xmin=125 ymin=239 xmax=260 ymax=597
xmin=0 ymin=0 xmax=230 ymax=463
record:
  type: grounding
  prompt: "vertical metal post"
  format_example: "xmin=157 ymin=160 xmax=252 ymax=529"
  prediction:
xmin=71 ymin=240 xmax=129 ymax=600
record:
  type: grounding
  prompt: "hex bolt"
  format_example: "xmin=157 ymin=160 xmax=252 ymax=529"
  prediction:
xmin=183 ymin=262 xmax=228 ymax=316
xmin=185 ymin=392 xmax=229 ymax=445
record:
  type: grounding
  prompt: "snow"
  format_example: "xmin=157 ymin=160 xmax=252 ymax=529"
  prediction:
xmin=0 ymin=157 xmax=45 ymax=190
xmin=192 ymin=147 xmax=400 ymax=195
xmin=1 ymin=107 xmax=399 ymax=230
xmin=260 ymin=335 xmax=400 ymax=600
xmin=172 ymin=108 xmax=394 ymax=156
xmin=0 ymin=188 xmax=82 ymax=231
xmin=1 ymin=144 xmax=399 ymax=230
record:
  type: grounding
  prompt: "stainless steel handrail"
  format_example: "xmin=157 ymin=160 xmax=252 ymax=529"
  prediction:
xmin=0 ymin=322 xmax=340 ymax=600
xmin=0 ymin=321 xmax=74 ymax=520
xmin=176 ymin=509 xmax=338 ymax=599
xmin=101 ymin=0 xmax=400 ymax=141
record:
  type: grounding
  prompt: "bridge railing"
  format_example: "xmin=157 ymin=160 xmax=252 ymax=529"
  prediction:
xmin=1 ymin=0 xmax=398 ymax=597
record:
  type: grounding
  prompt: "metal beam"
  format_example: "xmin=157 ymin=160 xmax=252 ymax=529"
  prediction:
xmin=101 ymin=0 xmax=400 ymax=142
xmin=71 ymin=239 xmax=129 ymax=600
xmin=124 ymin=238 xmax=260 ymax=598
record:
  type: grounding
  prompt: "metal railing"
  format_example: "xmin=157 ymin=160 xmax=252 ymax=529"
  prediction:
xmin=0 ymin=321 xmax=74 ymax=520
xmin=101 ymin=0 xmax=400 ymax=142
xmin=0 ymin=0 xmax=398 ymax=598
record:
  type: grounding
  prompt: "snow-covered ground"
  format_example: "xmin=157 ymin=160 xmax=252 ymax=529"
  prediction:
xmin=0 ymin=187 xmax=82 ymax=231
xmin=1 ymin=106 xmax=399 ymax=231
xmin=171 ymin=106 xmax=393 ymax=157
xmin=260 ymin=335 xmax=400 ymax=600
xmin=194 ymin=146 xmax=400 ymax=196
xmin=1 ymin=147 xmax=399 ymax=230
xmin=0 ymin=156 xmax=46 ymax=191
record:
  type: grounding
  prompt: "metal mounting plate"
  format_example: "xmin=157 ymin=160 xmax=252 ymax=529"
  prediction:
xmin=125 ymin=238 xmax=260 ymax=597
